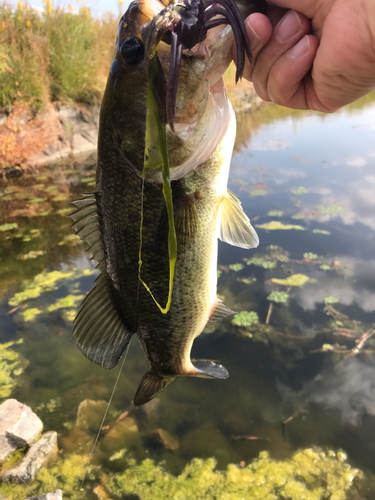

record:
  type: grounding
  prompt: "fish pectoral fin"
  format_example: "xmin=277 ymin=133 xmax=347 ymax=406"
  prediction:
xmin=218 ymin=189 xmax=259 ymax=249
xmin=193 ymin=360 xmax=229 ymax=379
xmin=207 ymin=298 xmax=236 ymax=325
xmin=134 ymin=370 xmax=176 ymax=407
xmin=73 ymin=271 xmax=133 ymax=369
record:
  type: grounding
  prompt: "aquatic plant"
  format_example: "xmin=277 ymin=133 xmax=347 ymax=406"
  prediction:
xmin=325 ymin=296 xmax=340 ymax=305
xmin=256 ymin=221 xmax=304 ymax=231
xmin=250 ymin=189 xmax=268 ymax=196
xmin=0 ymin=223 xmax=18 ymax=232
xmin=229 ymin=263 xmax=244 ymax=272
xmin=105 ymin=448 xmax=360 ymax=500
xmin=267 ymin=210 xmax=284 ymax=217
xmin=316 ymin=205 xmax=344 ymax=216
xmin=232 ymin=311 xmax=259 ymax=327
xmin=313 ymin=229 xmax=330 ymax=235
xmin=303 ymin=253 xmax=319 ymax=260
xmin=291 ymin=186 xmax=309 ymax=195
xmin=267 ymin=291 xmax=289 ymax=303
xmin=0 ymin=339 xmax=25 ymax=400
xmin=246 ymin=256 xmax=276 ymax=269
xmin=271 ymin=274 xmax=310 ymax=287
xmin=320 ymin=265 xmax=331 ymax=271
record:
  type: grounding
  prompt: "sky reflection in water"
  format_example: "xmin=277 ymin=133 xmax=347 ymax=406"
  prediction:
xmin=1 ymin=96 xmax=375 ymax=496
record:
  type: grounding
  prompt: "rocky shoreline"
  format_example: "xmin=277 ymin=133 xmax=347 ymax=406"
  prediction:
xmin=0 ymin=83 xmax=263 ymax=179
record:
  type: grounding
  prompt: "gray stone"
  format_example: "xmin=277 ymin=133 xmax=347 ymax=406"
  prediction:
xmin=0 ymin=400 xmax=43 ymax=463
xmin=0 ymin=494 xmax=8 ymax=500
xmin=75 ymin=399 xmax=107 ymax=433
xmin=25 ymin=489 xmax=62 ymax=500
xmin=2 ymin=431 xmax=58 ymax=484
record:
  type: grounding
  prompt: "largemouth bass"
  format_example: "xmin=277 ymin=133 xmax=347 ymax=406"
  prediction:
xmin=70 ymin=0 xmax=263 ymax=406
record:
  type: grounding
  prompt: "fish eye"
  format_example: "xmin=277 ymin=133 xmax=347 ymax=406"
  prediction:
xmin=120 ymin=37 xmax=145 ymax=65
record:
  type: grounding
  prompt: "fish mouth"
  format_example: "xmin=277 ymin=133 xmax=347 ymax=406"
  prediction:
xmin=140 ymin=0 xmax=252 ymax=132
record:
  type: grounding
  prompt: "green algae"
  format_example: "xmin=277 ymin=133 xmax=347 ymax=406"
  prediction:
xmin=316 ymin=205 xmax=344 ymax=216
xmin=0 ymin=222 xmax=18 ymax=232
xmin=250 ymin=189 xmax=268 ymax=196
xmin=325 ymin=296 xmax=340 ymax=305
xmin=246 ymin=256 xmax=276 ymax=269
xmin=0 ymin=339 xmax=25 ymax=400
xmin=232 ymin=311 xmax=259 ymax=327
xmin=46 ymin=294 xmax=84 ymax=312
xmin=313 ymin=229 xmax=331 ymax=235
xmin=217 ymin=270 xmax=222 ymax=279
xmin=238 ymin=277 xmax=257 ymax=285
xmin=229 ymin=263 xmax=244 ymax=272
xmin=267 ymin=291 xmax=289 ymax=303
xmin=291 ymin=186 xmax=309 ymax=195
xmin=8 ymin=269 xmax=96 ymax=307
xmin=17 ymin=250 xmax=46 ymax=260
xmin=105 ymin=448 xmax=361 ymax=500
xmin=267 ymin=210 xmax=284 ymax=217
xmin=292 ymin=212 xmax=306 ymax=220
xmin=304 ymin=253 xmax=319 ymax=260
xmin=21 ymin=307 xmax=43 ymax=322
xmin=271 ymin=274 xmax=310 ymax=287
xmin=256 ymin=221 xmax=304 ymax=231
xmin=320 ymin=265 xmax=331 ymax=271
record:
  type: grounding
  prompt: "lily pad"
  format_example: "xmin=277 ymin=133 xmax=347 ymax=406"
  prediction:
xmin=232 ymin=311 xmax=259 ymax=327
xmin=256 ymin=221 xmax=304 ymax=231
xmin=271 ymin=274 xmax=310 ymax=287
xmin=267 ymin=291 xmax=289 ymax=303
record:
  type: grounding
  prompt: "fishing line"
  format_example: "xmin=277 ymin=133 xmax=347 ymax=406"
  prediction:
xmin=20 ymin=476 xmax=42 ymax=500
xmin=80 ymin=344 xmax=130 ymax=491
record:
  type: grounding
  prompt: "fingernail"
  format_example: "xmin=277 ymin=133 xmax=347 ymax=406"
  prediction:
xmin=289 ymin=35 xmax=311 ymax=58
xmin=247 ymin=20 xmax=261 ymax=50
xmin=276 ymin=11 xmax=302 ymax=41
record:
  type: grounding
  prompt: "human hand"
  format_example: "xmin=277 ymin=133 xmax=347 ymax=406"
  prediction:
xmin=234 ymin=0 xmax=375 ymax=112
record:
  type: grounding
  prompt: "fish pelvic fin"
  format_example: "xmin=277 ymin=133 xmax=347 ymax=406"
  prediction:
xmin=193 ymin=360 xmax=229 ymax=379
xmin=218 ymin=189 xmax=259 ymax=249
xmin=207 ymin=298 xmax=237 ymax=325
xmin=134 ymin=370 xmax=176 ymax=407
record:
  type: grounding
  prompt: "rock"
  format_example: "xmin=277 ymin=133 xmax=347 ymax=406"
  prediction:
xmin=93 ymin=484 xmax=110 ymax=500
xmin=0 ymin=399 xmax=43 ymax=463
xmin=144 ymin=428 xmax=179 ymax=451
xmin=0 ymin=494 xmax=8 ymax=500
xmin=26 ymin=489 xmax=62 ymax=500
xmin=2 ymin=431 xmax=58 ymax=484
xmin=75 ymin=399 xmax=107 ymax=434
xmin=59 ymin=427 xmax=93 ymax=454
xmin=100 ymin=417 xmax=138 ymax=454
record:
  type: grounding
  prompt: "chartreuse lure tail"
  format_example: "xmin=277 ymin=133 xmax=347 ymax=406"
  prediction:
xmin=138 ymin=54 xmax=177 ymax=315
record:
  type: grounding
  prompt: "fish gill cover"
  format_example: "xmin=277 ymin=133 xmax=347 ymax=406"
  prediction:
xmin=139 ymin=0 xmax=253 ymax=313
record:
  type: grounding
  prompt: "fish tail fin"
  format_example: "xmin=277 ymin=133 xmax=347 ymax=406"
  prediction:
xmin=193 ymin=360 xmax=229 ymax=379
xmin=134 ymin=370 xmax=176 ymax=407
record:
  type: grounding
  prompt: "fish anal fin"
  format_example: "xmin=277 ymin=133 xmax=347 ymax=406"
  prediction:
xmin=219 ymin=189 xmax=259 ymax=249
xmin=208 ymin=298 xmax=236 ymax=325
xmin=73 ymin=272 xmax=133 ymax=369
xmin=134 ymin=370 xmax=176 ymax=407
xmin=193 ymin=360 xmax=229 ymax=379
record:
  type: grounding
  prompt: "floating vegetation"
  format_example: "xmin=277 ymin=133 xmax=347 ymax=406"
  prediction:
xmin=105 ymin=448 xmax=360 ymax=500
xmin=246 ymin=256 xmax=276 ymax=269
xmin=291 ymin=186 xmax=309 ymax=195
xmin=292 ymin=213 xmax=306 ymax=220
xmin=320 ymin=264 xmax=331 ymax=271
xmin=232 ymin=179 xmax=248 ymax=186
xmin=232 ymin=311 xmax=259 ymax=327
xmin=53 ymin=194 xmax=70 ymax=202
xmin=30 ymin=197 xmax=46 ymax=204
xmin=0 ymin=339 xmax=25 ymax=400
xmin=8 ymin=269 xmax=97 ymax=307
xmin=21 ymin=308 xmax=43 ymax=322
xmin=17 ymin=250 xmax=46 ymax=260
xmin=316 ymin=205 xmax=344 ymax=216
xmin=0 ymin=223 xmax=18 ymax=232
xmin=267 ymin=291 xmax=289 ymax=303
xmin=303 ymin=252 xmax=319 ymax=260
xmin=57 ymin=208 xmax=73 ymax=216
xmin=229 ymin=263 xmax=244 ymax=272
xmin=271 ymin=274 xmax=310 ymax=287
xmin=325 ymin=296 xmax=340 ymax=305
xmin=250 ymin=189 xmax=268 ymax=197
xmin=256 ymin=221 xmax=304 ymax=231
xmin=46 ymin=294 xmax=84 ymax=312
xmin=238 ymin=277 xmax=257 ymax=285
xmin=58 ymin=234 xmax=81 ymax=246
xmin=313 ymin=229 xmax=331 ymax=235
xmin=267 ymin=210 xmax=283 ymax=217
xmin=267 ymin=245 xmax=289 ymax=262
xmin=217 ymin=270 xmax=222 ymax=279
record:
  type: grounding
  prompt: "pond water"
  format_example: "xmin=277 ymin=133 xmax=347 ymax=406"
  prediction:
xmin=1 ymin=94 xmax=375 ymax=498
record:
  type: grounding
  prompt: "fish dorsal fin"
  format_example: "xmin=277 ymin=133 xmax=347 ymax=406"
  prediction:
xmin=69 ymin=193 xmax=105 ymax=269
xmin=69 ymin=194 xmax=133 ymax=369
xmin=218 ymin=190 xmax=259 ymax=249
xmin=208 ymin=298 xmax=236 ymax=325
xmin=134 ymin=370 xmax=176 ymax=407
xmin=193 ymin=360 xmax=229 ymax=379
xmin=73 ymin=271 xmax=133 ymax=369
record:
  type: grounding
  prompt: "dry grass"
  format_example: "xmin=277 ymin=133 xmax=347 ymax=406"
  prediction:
xmin=0 ymin=0 xmax=118 ymax=113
